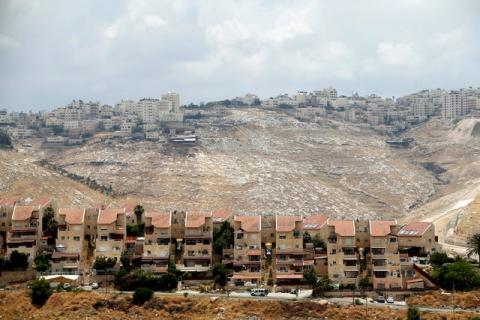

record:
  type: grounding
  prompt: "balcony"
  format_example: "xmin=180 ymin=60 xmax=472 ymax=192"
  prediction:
xmin=12 ymin=225 xmax=37 ymax=232
xmin=343 ymin=265 xmax=359 ymax=272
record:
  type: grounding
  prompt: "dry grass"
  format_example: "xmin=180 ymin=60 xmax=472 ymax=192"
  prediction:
xmin=0 ymin=290 xmax=478 ymax=320
xmin=407 ymin=290 xmax=480 ymax=309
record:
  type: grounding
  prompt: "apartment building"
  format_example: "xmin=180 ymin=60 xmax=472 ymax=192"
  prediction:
xmin=303 ymin=215 xmax=329 ymax=276
xmin=274 ymin=216 xmax=304 ymax=284
xmin=212 ymin=208 xmax=233 ymax=232
xmin=0 ymin=199 xmax=15 ymax=253
xmin=232 ymin=215 xmax=262 ymax=284
xmin=6 ymin=205 xmax=43 ymax=262
xmin=95 ymin=208 xmax=126 ymax=262
xmin=52 ymin=208 xmax=85 ymax=274
xmin=442 ymin=90 xmax=468 ymax=119
xmin=398 ymin=222 xmax=438 ymax=261
xmin=326 ymin=220 xmax=358 ymax=286
xmin=161 ymin=92 xmax=180 ymax=113
xmin=180 ymin=211 xmax=212 ymax=272
xmin=142 ymin=211 xmax=172 ymax=273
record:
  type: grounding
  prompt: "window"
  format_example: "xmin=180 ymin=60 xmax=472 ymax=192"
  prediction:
xmin=147 ymin=250 xmax=151 ymax=255
xmin=1 ymin=222 xmax=4 ymax=227
xmin=236 ymin=233 xmax=244 ymax=239
xmin=73 ymin=236 xmax=80 ymax=241
xmin=100 ymin=236 xmax=108 ymax=241
xmin=389 ymin=237 xmax=396 ymax=243
xmin=279 ymin=234 xmax=286 ymax=240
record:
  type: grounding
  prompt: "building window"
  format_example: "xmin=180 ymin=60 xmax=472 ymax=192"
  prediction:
xmin=279 ymin=234 xmax=286 ymax=240
xmin=236 ymin=233 xmax=244 ymax=240
xmin=74 ymin=236 xmax=80 ymax=241
xmin=389 ymin=237 xmax=396 ymax=243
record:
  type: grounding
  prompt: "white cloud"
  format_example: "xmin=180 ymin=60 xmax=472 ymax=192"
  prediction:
xmin=102 ymin=24 xmax=119 ymax=40
xmin=143 ymin=15 xmax=167 ymax=27
xmin=376 ymin=42 xmax=421 ymax=69
xmin=0 ymin=33 xmax=19 ymax=48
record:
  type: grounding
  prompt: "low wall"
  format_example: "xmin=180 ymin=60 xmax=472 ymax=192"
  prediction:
xmin=0 ymin=270 xmax=36 ymax=286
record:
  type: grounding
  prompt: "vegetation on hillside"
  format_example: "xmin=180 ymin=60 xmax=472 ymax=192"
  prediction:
xmin=0 ymin=129 xmax=12 ymax=148
xmin=0 ymin=250 xmax=29 ymax=271
xmin=431 ymin=257 xmax=480 ymax=291
xmin=132 ymin=287 xmax=153 ymax=305
xmin=93 ymin=256 xmax=117 ymax=272
xmin=467 ymin=233 xmax=480 ymax=266
xmin=30 ymin=279 xmax=52 ymax=306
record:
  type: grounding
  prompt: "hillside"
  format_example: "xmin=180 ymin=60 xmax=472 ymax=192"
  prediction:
xmin=0 ymin=290 xmax=477 ymax=320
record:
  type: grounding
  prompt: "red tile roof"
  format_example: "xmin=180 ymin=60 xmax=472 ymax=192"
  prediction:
xmin=212 ymin=208 xmax=232 ymax=223
xmin=30 ymin=198 xmax=50 ymax=207
xmin=120 ymin=200 xmax=138 ymax=216
xmin=276 ymin=215 xmax=302 ymax=232
xmin=98 ymin=208 xmax=125 ymax=224
xmin=303 ymin=215 xmax=328 ymax=230
xmin=369 ymin=220 xmax=397 ymax=237
xmin=12 ymin=205 xmax=36 ymax=221
xmin=328 ymin=220 xmax=355 ymax=237
xmin=148 ymin=212 xmax=171 ymax=228
xmin=0 ymin=198 xmax=16 ymax=207
xmin=399 ymin=221 xmax=431 ymax=236
xmin=186 ymin=211 xmax=211 ymax=228
xmin=235 ymin=215 xmax=261 ymax=232
xmin=59 ymin=208 xmax=85 ymax=225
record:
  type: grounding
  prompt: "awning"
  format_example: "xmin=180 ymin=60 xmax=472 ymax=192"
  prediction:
xmin=407 ymin=278 xmax=424 ymax=284
xmin=232 ymin=274 xmax=262 ymax=280
xmin=303 ymin=260 xmax=315 ymax=266
xmin=276 ymin=274 xmax=303 ymax=280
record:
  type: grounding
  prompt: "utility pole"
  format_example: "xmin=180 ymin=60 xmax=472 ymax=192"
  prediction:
xmin=452 ymin=282 xmax=455 ymax=319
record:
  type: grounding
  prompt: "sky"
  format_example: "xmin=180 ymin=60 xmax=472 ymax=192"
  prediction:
xmin=0 ymin=0 xmax=479 ymax=111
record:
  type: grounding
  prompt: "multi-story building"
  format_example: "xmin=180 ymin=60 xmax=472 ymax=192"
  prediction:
xmin=180 ymin=211 xmax=212 ymax=273
xmin=161 ymin=92 xmax=180 ymax=113
xmin=52 ymin=208 xmax=86 ymax=274
xmin=142 ymin=211 xmax=172 ymax=273
xmin=326 ymin=220 xmax=358 ymax=286
xmin=95 ymin=208 xmax=126 ymax=262
xmin=0 ymin=199 xmax=15 ymax=253
xmin=274 ymin=216 xmax=304 ymax=284
xmin=232 ymin=215 xmax=262 ymax=285
xmin=303 ymin=215 xmax=329 ymax=277
xmin=398 ymin=221 xmax=438 ymax=261
xmin=442 ymin=90 xmax=468 ymax=119
xmin=6 ymin=205 xmax=44 ymax=262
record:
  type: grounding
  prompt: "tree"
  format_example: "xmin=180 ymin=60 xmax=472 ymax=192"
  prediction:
xmin=212 ymin=263 xmax=228 ymax=288
xmin=120 ymin=250 xmax=132 ymax=271
xmin=358 ymin=276 xmax=371 ymax=289
xmin=407 ymin=305 xmax=421 ymax=320
xmin=431 ymin=259 xmax=480 ymax=291
xmin=303 ymin=231 xmax=312 ymax=248
xmin=93 ymin=256 xmax=117 ymax=271
xmin=213 ymin=221 xmax=234 ymax=255
xmin=34 ymin=255 xmax=51 ymax=273
xmin=134 ymin=204 xmax=144 ymax=224
xmin=9 ymin=251 xmax=29 ymax=270
xmin=31 ymin=279 xmax=52 ymax=306
xmin=42 ymin=206 xmax=58 ymax=240
xmin=312 ymin=234 xmax=327 ymax=250
xmin=132 ymin=287 xmax=153 ymax=305
xmin=429 ymin=251 xmax=453 ymax=268
xmin=0 ymin=129 xmax=12 ymax=147
xmin=312 ymin=275 xmax=333 ymax=297
xmin=303 ymin=268 xmax=318 ymax=288
xmin=467 ymin=233 xmax=480 ymax=266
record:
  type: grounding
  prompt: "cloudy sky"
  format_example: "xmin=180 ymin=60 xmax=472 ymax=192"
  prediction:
xmin=0 ymin=0 xmax=479 ymax=111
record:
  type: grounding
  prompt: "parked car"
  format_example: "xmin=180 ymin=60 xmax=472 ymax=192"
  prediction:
xmin=376 ymin=295 xmax=385 ymax=303
xmin=63 ymin=283 xmax=71 ymax=291
xmin=386 ymin=296 xmax=395 ymax=304
xmin=250 ymin=288 xmax=269 ymax=297
xmin=91 ymin=282 xmax=99 ymax=289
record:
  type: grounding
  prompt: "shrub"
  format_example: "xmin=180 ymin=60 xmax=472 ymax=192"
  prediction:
xmin=133 ymin=287 xmax=153 ymax=305
xmin=407 ymin=305 xmax=421 ymax=320
xmin=429 ymin=251 xmax=453 ymax=268
xmin=9 ymin=251 xmax=29 ymax=270
xmin=31 ymin=279 xmax=52 ymax=306
xmin=0 ymin=130 xmax=12 ymax=147
xmin=431 ymin=259 xmax=480 ymax=291
xmin=303 ymin=268 xmax=318 ymax=288
xmin=354 ymin=298 xmax=363 ymax=305
xmin=93 ymin=300 xmax=105 ymax=309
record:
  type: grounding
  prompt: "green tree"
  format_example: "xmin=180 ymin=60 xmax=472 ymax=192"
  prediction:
xmin=134 ymin=204 xmax=144 ymax=224
xmin=34 ymin=255 xmax=51 ymax=273
xmin=93 ymin=256 xmax=116 ymax=272
xmin=312 ymin=234 xmax=327 ymax=249
xmin=303 ymin=231 xmax=312 ymax=248
xmin=0 ymin=129 xmax=12 ymax=147
xmin=407 ymin=305 xmax=421 ymax=320
xmin=358 ymin=276 xmax=371 ymax=289
xmin=31 ymin=279 xmax=52 ymax=306
xmin=212 ymin=263 xmax=228 ymax=288
xmin=312 ymin=275 xmax=333 ymax=297
xmin=42 ymin=206 xmax=58 ymax=240
xmin=120 ymin=250 xmax=132 ymax=271
xmin=431 ymin=259 xmax=480 ymax=291
xmin=132 ymin=287 xmax=154 ymax=305
xmin=213 ymin=221 xmax=234 ymax=255
xmin=9 ymin=250 xmax=29 ymax=270
xmin=429 ymin=251 xmax=453 ymax=268
xmin=467 ymin=233 xmax=480 ymax=266
xmin=303 ymin=268 xmax=318 ymax=288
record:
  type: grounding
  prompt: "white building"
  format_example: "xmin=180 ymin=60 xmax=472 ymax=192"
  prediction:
xmin=442 ymin=91 xmax=468 ymax=119
xmin=161 ymin=92 xmax=180 ymax=113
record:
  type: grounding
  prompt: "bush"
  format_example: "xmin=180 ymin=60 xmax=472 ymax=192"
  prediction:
xmin=407 ymin=305 xmax=421 ymax=320
xmin=115 ymin=269 xmax=178 ymax=291
xmin=94 ymin=256 xmax=116 ymax=271
xmin=31 ymin=279 xmax=52 ymax=306
xmin=0 ymin=129 xmax=12 ymax=147
xmin=303 ymin=268 xmax=318 ymax=288
xmin=9 ymin=250 xmax=29 ymax=270
xmin=34 ymin=254 xmax=51 ymax=272
xmin=93 ymin=300 xmax=106 ymax=309
xmin=431 ymin=259 xmax=480 ymax=291
xmin=429 ymin=251 xmax=453 ymax=268
xmin=133 ymin=287 xmax=153 ymax=305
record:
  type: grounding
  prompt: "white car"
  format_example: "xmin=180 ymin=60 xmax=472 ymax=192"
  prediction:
xmin=63 ymin=283 xmax=71 ymax=290
xmin=386 ymin=296 xmax=395 ymax=304
xmin=250 ymin=288 xmax=268 ymax=296
xmin=91 ymin=282 xmax=99 ymax=289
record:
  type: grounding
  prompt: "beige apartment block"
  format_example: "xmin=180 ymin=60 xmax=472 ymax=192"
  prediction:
xmin=212 ymin=208 xmax=233 ymax=232
xmin=95 ymin=208 xmax=126 ymax=262
xmin=52 ymin=208 xmax=86 ymax=274
xmin=120 ymin=200 xmax=142 ymax=226
xmin=398 ymin=222 xmax=438 ymax=258
xmin=180 ymin=211 xmax=212 ymax=273
xmin=84 ymin=207 xmax=99 ymax=242
xmin=326 ymin=220 xmax=358 ymax=286
xmin=274 ymin=216 xmax=304 ymax=284
xmin=142 ymin=211 xmax=172 ymax=273
xmin=0 ymin=199 xmax=15 ymax=253
xmin=232 ymin=215 xmax=262 ymax=284
xmin=6 ymin=205 xmax=44 ymax=262
xmin=369 ymin=220 xmax=403 ymax=289
xmin=302 ymin=215 xmax=329 ymax=277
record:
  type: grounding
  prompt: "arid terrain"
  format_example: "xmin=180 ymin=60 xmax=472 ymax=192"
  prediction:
xmin=0 ymin=290 xmax=478 ymax=320
xmin=2 ymin=108 xmax=480 ymax=247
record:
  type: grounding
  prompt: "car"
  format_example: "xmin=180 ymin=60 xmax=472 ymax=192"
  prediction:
xmin=91 ymin=282 xmax=99 ymax=289
xmin=386 ymin=296 xmax=395 ymax=304
xmin=63 ymin=283 xmax=71 ymax=290
xmin=376 ymin=295 xmax=385 ymax=303
xmin=250 ymin=288 xmax=268 ymax=296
